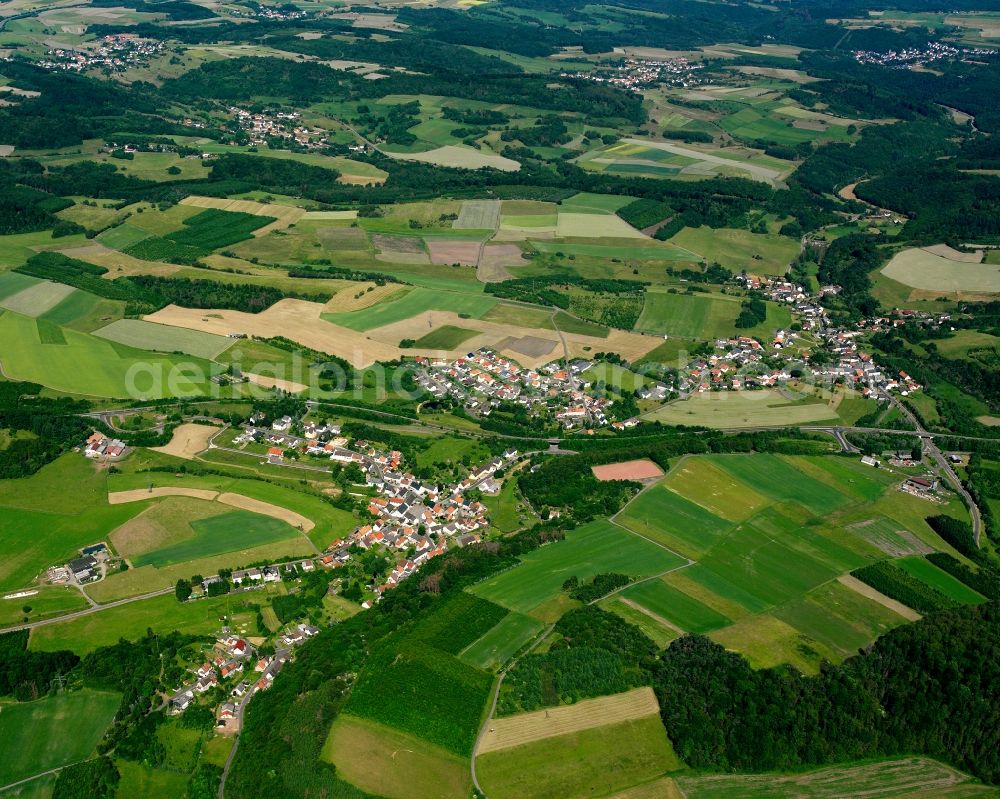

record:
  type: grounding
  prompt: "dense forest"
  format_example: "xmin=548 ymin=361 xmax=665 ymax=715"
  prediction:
xmin=656 ymin=602 xmax=1000 ymax=783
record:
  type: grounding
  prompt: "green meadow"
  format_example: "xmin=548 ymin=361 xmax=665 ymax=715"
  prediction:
xmin=636 ymin=289 xmax=792 ymax=340
xmin=29 ymin=592 xmax=259 ymax=654
xmin=132 ymin=510 xmax=300 ymax=568
xmin=0 ymin=690 xmax=120 ymax=786
xmin=458 ymin=611 xmax=546 ymax=671
xmin=469 ymin=519 xmax=687 ymax=617
xmin=322 ymin=287 xmax=497 ymax=331
xmin=607 ymin=454 xmax=944 ymax=670
xmin=0 ymin=456 xmax=145 ymax=592
xmin=0 ymin=310 xmax=216 ymax=399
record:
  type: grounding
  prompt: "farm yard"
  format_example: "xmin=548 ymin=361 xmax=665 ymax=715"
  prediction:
xmin=0 ymin=456 xmax=149 ymax=593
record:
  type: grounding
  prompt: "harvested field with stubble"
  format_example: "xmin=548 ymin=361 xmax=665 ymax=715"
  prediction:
xmin=477 ymin=687 xmax=660 ymax=754
xmin=676 ymin=756 xmax=994 ymax=799
xmin=838 ymin=574 xmax=922 ymax=621
xmin=144 ymin=299 xmax=402 ymax=366
xmin=592 ymin=459 xmax=664 ymax=481
xmin=455 ymin=199 xmax=501 ymax=230
xmin=108 ymin=486 xmax=219 ymax=504
xmin=323 ymin=715 xmax=471 ymax=799
xmin=150 ymin=423 xmax=220 ymax=459
xmin=476 ymin=714 xmax=682 ymax=799
xmin=57 ymin=243 xmax=183 ymax=277
xmin=179 ymin=195 xmax=305 ymax=236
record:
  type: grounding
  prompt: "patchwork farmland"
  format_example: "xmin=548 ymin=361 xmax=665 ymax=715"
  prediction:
xmin=596 ymin=454 xmax=982 ymax=672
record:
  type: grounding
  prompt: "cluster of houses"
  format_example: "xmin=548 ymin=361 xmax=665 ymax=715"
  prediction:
xmin=230 ymin=4 xmax=307 ymax=20
xmin=853 ymin=40 xmax=996 ymax=68
xmin=572 ymin=55 xmax=705 ymax=90
xmin=856 ymin=307 xmax=953 ymax=333
xmin=727 ymin=274 xmax=923 ymax=400
xmin=321 ymin=443 xmax=521 ymax=597
xmin=170 ymin=634 xmax=292 ymax=730
xmin=227 ymin=106 xmax=326 ymax=148
xmin=822 ymin=331 xmax=922 ymax=397
xmin=740 ymin=274 xmax=834 ymax=335
xmin=413 ymin=349 xmax=625 ymax=429
xmin=83 ymin=432 xmax=127 ymax=460
xmin=40 ymin=34 xmax=162 ymax=73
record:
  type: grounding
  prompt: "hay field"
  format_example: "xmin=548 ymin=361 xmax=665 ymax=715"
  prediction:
xmin=108 ymin=487 xmax=314 ymax=531
xmin=323 ymin=715 xmax=471 ymax=799
xmin=93 ymin=318 xmax=235 ymax=359
xmin=881 ymin=246 xmax=1000 ymax=294
xmin=144 ymin=299 xmax=402 ymax=367
xmin=29 ymin=592 xmax=255 ymax=653
xmin=0 ymin=690 xmax=121 ymax=787
xmin=647 ymin=390 xmax=840 ymax=428
xmin=0 ymin=280 xmax=76 ymax=317
xmin=676 ymin=757 xmax=993 ymax=799
xmin=476 ymin=715 xmax=682 ymax=799
xmin=478 ymin=687 xmax=660 ymax=754
xmin=58 ymin=243 xmax=184 ymax=277
xmin=455 ymin=199 xmax=501 ymax=229
xmin=556 ymin=212 xmax=646 ymax=239
xmin=150 ymin=423 xmax=220 ymax=459
xmin=669 ymin=226 xmax=798 ymax=275
xmin=179 ymin=195 xmax=305 ymax=236
xmin=0 ymin=310 xmax=214 ymax=399
xmin=383 ymin=144 xmax=520 ymax=171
